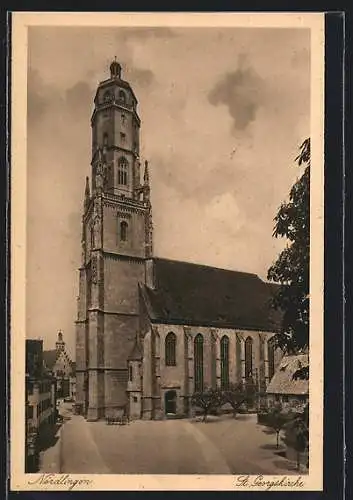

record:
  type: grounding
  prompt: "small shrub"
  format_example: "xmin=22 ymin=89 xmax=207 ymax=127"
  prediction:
xmin=283 ymin=407 xmax=309 ymax=471
xmin=264 ymin=404 xmax=294 ymax=448
xmin=221 ymin=380 xmax=257 ymax=418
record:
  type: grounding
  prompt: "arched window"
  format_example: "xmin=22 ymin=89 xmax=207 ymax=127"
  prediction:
xmin=194 ymin=334 xmax=204 ymax=392
xmin=268 ymin=337 xmax=276 ymax=380
xmin=119 ymin=90 xmax=126 ymax=104
xmin=245 ymin=336 xmax=253 ymax=379
xmin=220 ymin=335 xmax=230 ymax=389
xmin=165 ymin=332 xmax=176 ymax=366
xmin=103 ymin=91 xmax=111 ymax=103
xmin=120 ymin=221 xmax=128 ymax=242
xmin=103 ymin=132 xmax=108 ymax=147
xmin=118 ymin=157 xmax=128 ymax=185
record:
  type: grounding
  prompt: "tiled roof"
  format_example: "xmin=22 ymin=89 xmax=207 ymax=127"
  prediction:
xmin=140 ymin=258 xmax=281 ymax=331
xmin=43 ymin=349 xmax=76 ymax=375
xmin=266 ymin=354 xmax=309 ymax=395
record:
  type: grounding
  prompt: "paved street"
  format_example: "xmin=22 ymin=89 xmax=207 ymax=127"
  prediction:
xmin=40 ymin=403 xmax=302 ymax=475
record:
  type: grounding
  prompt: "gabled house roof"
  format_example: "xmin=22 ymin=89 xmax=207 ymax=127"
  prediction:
xmin=266 ymin=354 xmax=309 ymax=396
xmin=43 ymin=348 xmax=75 ymax=376
xmin=139 ymin=258 xmax=281 ymax=332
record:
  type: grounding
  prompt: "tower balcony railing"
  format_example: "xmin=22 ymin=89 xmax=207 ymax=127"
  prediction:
xmin=95 ymin=99 xmax=136 ymax=112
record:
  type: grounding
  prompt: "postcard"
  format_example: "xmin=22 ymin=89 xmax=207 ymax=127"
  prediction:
xmin=10 ymin=11 xmax=324 ymax=491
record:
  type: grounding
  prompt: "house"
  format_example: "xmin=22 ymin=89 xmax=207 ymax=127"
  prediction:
xmin=25 ymin=339 xmax=57 ymax=472
xmin=43 ymin=331 xmax=75 ymax=399
xmin=266 ymin=353 xmax=309 ymax=412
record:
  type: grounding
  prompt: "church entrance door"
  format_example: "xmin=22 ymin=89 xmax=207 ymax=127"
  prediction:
xmin=165 ymin=390 xmax=177 ymax=415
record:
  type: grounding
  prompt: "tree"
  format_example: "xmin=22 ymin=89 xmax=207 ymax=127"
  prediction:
xmin=191 ymin=387 xmax=223 ymax=422
xmin=283 ymin=411 xmax=309 ymax=471
xmin=267 ymin=138 xmax=310 ymax=356
xmin=265 ymin=405 xmax=291 ymax=449
xmin=222 ymin=380 xmax=257 ymax=418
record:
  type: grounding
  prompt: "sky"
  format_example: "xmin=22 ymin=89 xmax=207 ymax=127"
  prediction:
xmin=26 ymin=26 xmax=310 ymax=357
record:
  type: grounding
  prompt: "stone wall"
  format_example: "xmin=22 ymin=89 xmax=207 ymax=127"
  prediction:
xmin=103 ymin=255 xmax=145 ymax=313
xmin=141 ymin=323 xmax=281 ymax=419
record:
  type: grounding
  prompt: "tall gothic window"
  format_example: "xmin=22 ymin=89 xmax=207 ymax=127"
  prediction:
xmin=120 ymin=221 xmax=128 ymax=242
xmin=220 ymin=335 xmax=230 ymax=389
xmin=165 ymin=332 xmax=176 ymax=366
xmin=245 ymin=336 xmax=253 ymax=379
xmin=118 ymin=157 xmax=128 ymax=185
xmin=103 ymin=132 xmax=108 ymax=147
xmin=268 ymin=337 xmax=276 ymax=380
xmin=194 ymin=334 xmax=204 ymax=392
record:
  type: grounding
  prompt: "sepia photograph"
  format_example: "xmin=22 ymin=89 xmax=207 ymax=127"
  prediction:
xmin=11 ymin=12 xmax=324 ymax=491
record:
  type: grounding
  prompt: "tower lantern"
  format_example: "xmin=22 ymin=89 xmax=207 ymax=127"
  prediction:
xmin=110 ymin=57 xmax=122 ymax=79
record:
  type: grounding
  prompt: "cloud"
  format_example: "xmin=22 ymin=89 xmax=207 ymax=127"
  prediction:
xmin=27 ymin=68 xmax=52 ymax=123
xmin=129 ymin=67 xmax=154 ymax=86
xmin=65 ymin=81 xmax=94 ymax=125
xmin=208 ymin=54 xmax=267 ymax=132
xmin=26 ymin=26 xmax=310 ymax=354
xmin=204 ymin=192 xmax=245 ymax=234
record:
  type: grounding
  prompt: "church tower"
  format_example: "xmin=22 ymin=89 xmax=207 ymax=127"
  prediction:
xmin=75 ymin=60 xmax=153 ymax=420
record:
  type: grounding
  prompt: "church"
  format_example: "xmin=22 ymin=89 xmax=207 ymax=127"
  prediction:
xmin=75 ymin=60 xmax=282 ymax=421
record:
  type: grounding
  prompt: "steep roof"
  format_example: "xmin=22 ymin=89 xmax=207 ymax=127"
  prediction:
xmin=266 ymin=354 xmax=309 ymax=395
xmin=140 ymin=258 xmax=281 ymax=332
xmin=43 ymin=349 xmax=75 ymax=375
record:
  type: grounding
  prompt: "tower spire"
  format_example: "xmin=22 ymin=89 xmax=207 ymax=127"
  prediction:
xmin=143 ymin=160 xmax=151 ymax=204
